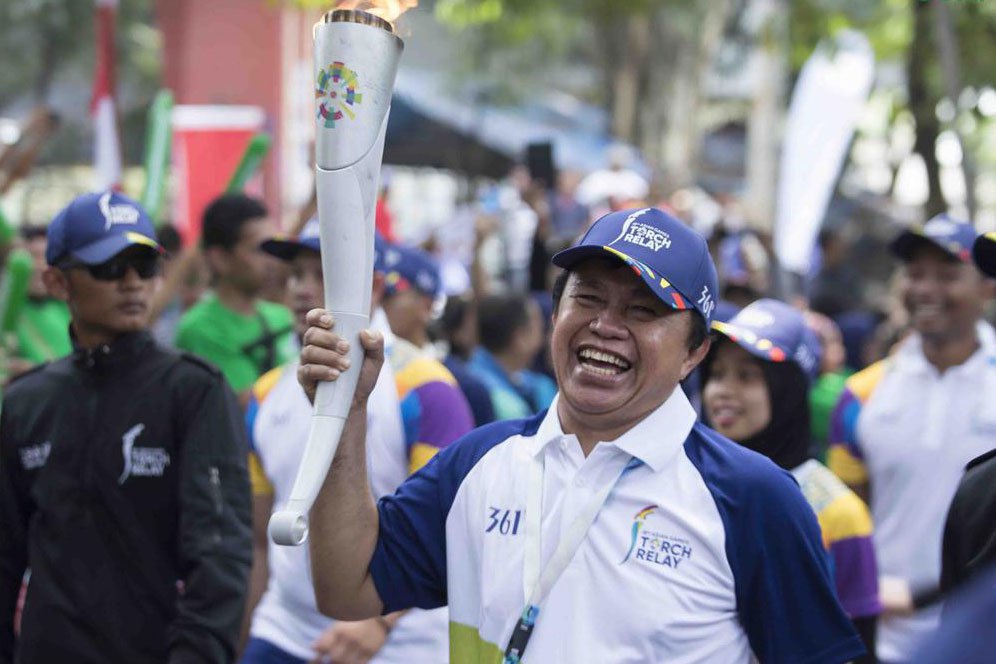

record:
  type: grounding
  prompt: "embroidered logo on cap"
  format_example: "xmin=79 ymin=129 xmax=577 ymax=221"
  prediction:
xmin=99 ymin=191 xmax=141 ymax=230
xmin=697 ymin=285 xmax=715 ymax=320
xmin=734 ymin=307 xmax=775 ymax=329
xmin=923 ymin=217 xmax=957 ymax=236
xmin=607 ymin=208 xmax=672 ymax=253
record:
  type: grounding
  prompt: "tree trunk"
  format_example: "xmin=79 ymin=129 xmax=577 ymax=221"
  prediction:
xmin=608 ymin=15 xmax=651 ymax=144
xmin=646 ymin=0 xmax=733 ymax=190
xmin=745 ymin=0 xmax=787 ymax=233
xmin=33 ymin=20 xmax=59 ymax=103
xmin=932 ymin=0 xmax=976 ymax=219
xmin=908 ymin=0 xmax=945 ymax=218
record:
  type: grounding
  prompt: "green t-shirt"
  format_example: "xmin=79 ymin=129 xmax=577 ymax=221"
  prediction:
xmin=15 ymin=298 xmax=72 ymax=364
xmin=175 ymin=293 xmax=295 ymax=393
xmin=809 ymin=369 xmax=852 ymax=462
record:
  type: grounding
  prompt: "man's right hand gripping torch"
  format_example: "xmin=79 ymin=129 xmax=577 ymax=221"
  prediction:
xmin=268 ymin=8 xmax=403 ymax=547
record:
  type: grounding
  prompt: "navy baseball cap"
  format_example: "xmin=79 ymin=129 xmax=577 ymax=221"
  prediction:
xmin=889 ymin=214 xmax=976 ymax=264
xmin=711 ymin=299 xmax=822 ymax=381
xmin=972 ymin=232 xmax=996 ymax=278
xmin=46 ymin=191 xmax=162 ymax=266
xmin=382 ymin=243 xmax=441 ymax=297
xmin=263 ymin=220 xmax=391 ymax=276
xmin=261 ymin=217 xmax=321 ymax=261
xmin=552 ymin=207 xmax=719 ymax=325
xmin=373 ymin=232 xmax=388 ymax=274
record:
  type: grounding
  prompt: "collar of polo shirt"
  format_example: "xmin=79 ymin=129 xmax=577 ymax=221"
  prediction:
xmin=892 ymin=320 xmax=996 ymax=377
xmin=530 ymin=387 xmax=697 ymax=472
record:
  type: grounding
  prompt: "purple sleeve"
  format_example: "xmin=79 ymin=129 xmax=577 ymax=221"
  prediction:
xmin=830 ymin=536 xmax=881 ymax=618
xmin=828 ymin=388 xmax=863 ymax=460
xmin=413 ymin=381 xmax=474 ymax=451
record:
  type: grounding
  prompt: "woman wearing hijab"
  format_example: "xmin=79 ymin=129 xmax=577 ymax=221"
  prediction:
xmin=701 ymin=299 xmax=881 ymax=663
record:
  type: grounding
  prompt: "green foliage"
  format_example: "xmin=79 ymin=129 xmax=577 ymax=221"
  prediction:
xmin=788 ymin=0 xmax=913 ymax=70
xmin=0 ymin=0 xmax=94 ymax=101
xmin=0 ymin=0 xmax=161 ymax=165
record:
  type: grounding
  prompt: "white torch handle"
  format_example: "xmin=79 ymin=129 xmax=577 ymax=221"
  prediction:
xmin=268 ymin=12 xmax=402 ymax=548
xmin=268 ymin=117 xmax=388 ymax=547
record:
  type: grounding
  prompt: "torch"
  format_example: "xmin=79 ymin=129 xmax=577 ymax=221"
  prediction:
xmin=268 ymin=7 xmax=404 ymax=546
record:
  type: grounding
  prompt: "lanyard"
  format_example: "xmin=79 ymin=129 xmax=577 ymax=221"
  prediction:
xmin=503 ymin=447 xmax=640 ymax=663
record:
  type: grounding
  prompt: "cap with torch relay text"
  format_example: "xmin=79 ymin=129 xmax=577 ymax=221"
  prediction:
xmin=552 ymin=207 xmax=719 ymax=326
xmin=46 ymin=191 xmax=162 ymax=266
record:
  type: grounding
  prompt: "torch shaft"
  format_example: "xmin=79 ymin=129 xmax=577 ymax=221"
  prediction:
xmin=269 ymin=16 xmax=401 ymax=547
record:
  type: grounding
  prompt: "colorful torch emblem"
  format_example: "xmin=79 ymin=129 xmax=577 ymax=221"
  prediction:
xmin=316 ymin=61 xmax=363 ymax=129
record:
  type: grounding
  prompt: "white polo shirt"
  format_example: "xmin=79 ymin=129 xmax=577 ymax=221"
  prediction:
xmin=248 ymin=310 xmax=448 ymax=663
xmin=370 ymin=388 xmax=863 ymax=663
xmin=829 ymin=322 xmax=996 ymax=661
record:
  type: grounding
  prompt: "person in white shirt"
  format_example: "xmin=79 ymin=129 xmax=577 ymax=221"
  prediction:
xmin=829 ymin=215 xmax=996 ymax=662
xmin=241 ymin=223 xmax=448 ymax=664
xmin=299 ymin=208 xmax=864 ymax=663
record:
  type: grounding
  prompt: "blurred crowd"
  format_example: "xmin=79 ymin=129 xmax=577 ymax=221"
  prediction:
xmin=0 ymin=146 xmax=994 ymax=664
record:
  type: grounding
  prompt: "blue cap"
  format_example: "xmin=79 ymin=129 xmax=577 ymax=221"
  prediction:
xmin=374 ymin=232 xmax=388 ymax=274
xmin=718 ymin=233 xmax=750 ymax=286
xmin=890 ymin=214 xmax=976 ymax=264
xmin=552 ymin=207 xmax=719 ymax=325
xmin=382 ymin=243 xmax=441 ymax=297
xmin=712 ymin=299 xmax=741 ymax=324
xmin=972 ymin=232 xmax=996 ymax=278
xmin=261 ymin=217 xmax=321 ymax=261
xmin=46 ymin=191 xmax=162 ymax=266
xmin=711 ymin=298 xmax=822 ymax=381
xmin=262 ymin=221 xmax=391 ymax=276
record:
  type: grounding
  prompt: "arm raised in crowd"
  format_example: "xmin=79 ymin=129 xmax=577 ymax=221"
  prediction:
xmin=298 ymin=309 xmax=386 ymax=620
xmin=170 ymin=363 xmax=253 ymax=663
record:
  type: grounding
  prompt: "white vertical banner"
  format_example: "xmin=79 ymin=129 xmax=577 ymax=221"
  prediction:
xmin=92 ymin=0 xmax=122 ymax=191
xmin=775 ymin=30 xmax=874 ymax=276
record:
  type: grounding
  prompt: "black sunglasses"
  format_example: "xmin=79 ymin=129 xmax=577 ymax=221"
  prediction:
xmin=59 ymin=253 xmax=162 ymax=281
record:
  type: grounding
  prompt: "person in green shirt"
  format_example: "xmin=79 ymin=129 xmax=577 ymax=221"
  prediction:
xmin=13 ymin=226 xmax=72 ymax=366
xmin=805 ymin=310 xmax=853 ymax=462
xmin=175 ymin=195 xmax=294 ymax=405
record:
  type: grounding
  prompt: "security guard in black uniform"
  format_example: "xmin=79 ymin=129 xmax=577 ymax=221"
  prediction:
xmin=0 ymin=192 xmax=252 ymax=663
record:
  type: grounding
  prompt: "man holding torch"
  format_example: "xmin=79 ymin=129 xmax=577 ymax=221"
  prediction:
xmin=297 ymin=208 xmax=865 ymax=663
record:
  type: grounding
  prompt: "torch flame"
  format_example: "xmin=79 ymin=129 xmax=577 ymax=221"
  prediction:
xmin=334 ymin=0 xmax=418 ymax=25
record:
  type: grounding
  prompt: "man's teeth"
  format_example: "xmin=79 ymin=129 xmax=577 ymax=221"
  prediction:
xmin=578 ymin=348 xmax=631 ymax=370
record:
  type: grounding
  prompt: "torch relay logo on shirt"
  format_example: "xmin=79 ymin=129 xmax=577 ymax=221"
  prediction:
xmin=118 ymin=424 xmax=171 ymax=484
xmin=620 ymin=505 xmax=693 ymax=570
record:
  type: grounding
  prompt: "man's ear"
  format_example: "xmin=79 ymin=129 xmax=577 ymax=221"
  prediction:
xmin=203 ymin=246 xmax=228 ymax=278
xmin=42 ymin=267 xmax=69 ymax=302
xmin=681 ymin=336 xmax=711 ymax=381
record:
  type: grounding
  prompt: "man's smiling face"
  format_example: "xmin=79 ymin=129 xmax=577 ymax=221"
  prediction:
xmin=550 ymin=258 xmax=709 ymax=439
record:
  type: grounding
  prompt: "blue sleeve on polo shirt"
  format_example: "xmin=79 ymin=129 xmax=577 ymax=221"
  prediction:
xmin=685 ymin=424 xmax=866 ymax=664
xmin=369 ymin=413 xmax=545 ymax=613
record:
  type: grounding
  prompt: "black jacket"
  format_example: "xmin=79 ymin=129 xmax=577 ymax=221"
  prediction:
xmin=0 ymin=332 xmax=252 ymax=663
xmin=941 ymin=447 xmax=996 ymax=595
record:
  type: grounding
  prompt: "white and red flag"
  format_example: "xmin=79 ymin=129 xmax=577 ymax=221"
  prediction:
xmin=92 ymin=0 xmax=122 ymax=191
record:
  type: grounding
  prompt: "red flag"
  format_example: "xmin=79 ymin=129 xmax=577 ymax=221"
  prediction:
xmin=92 ymin=0 xmax=121 ymax=191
